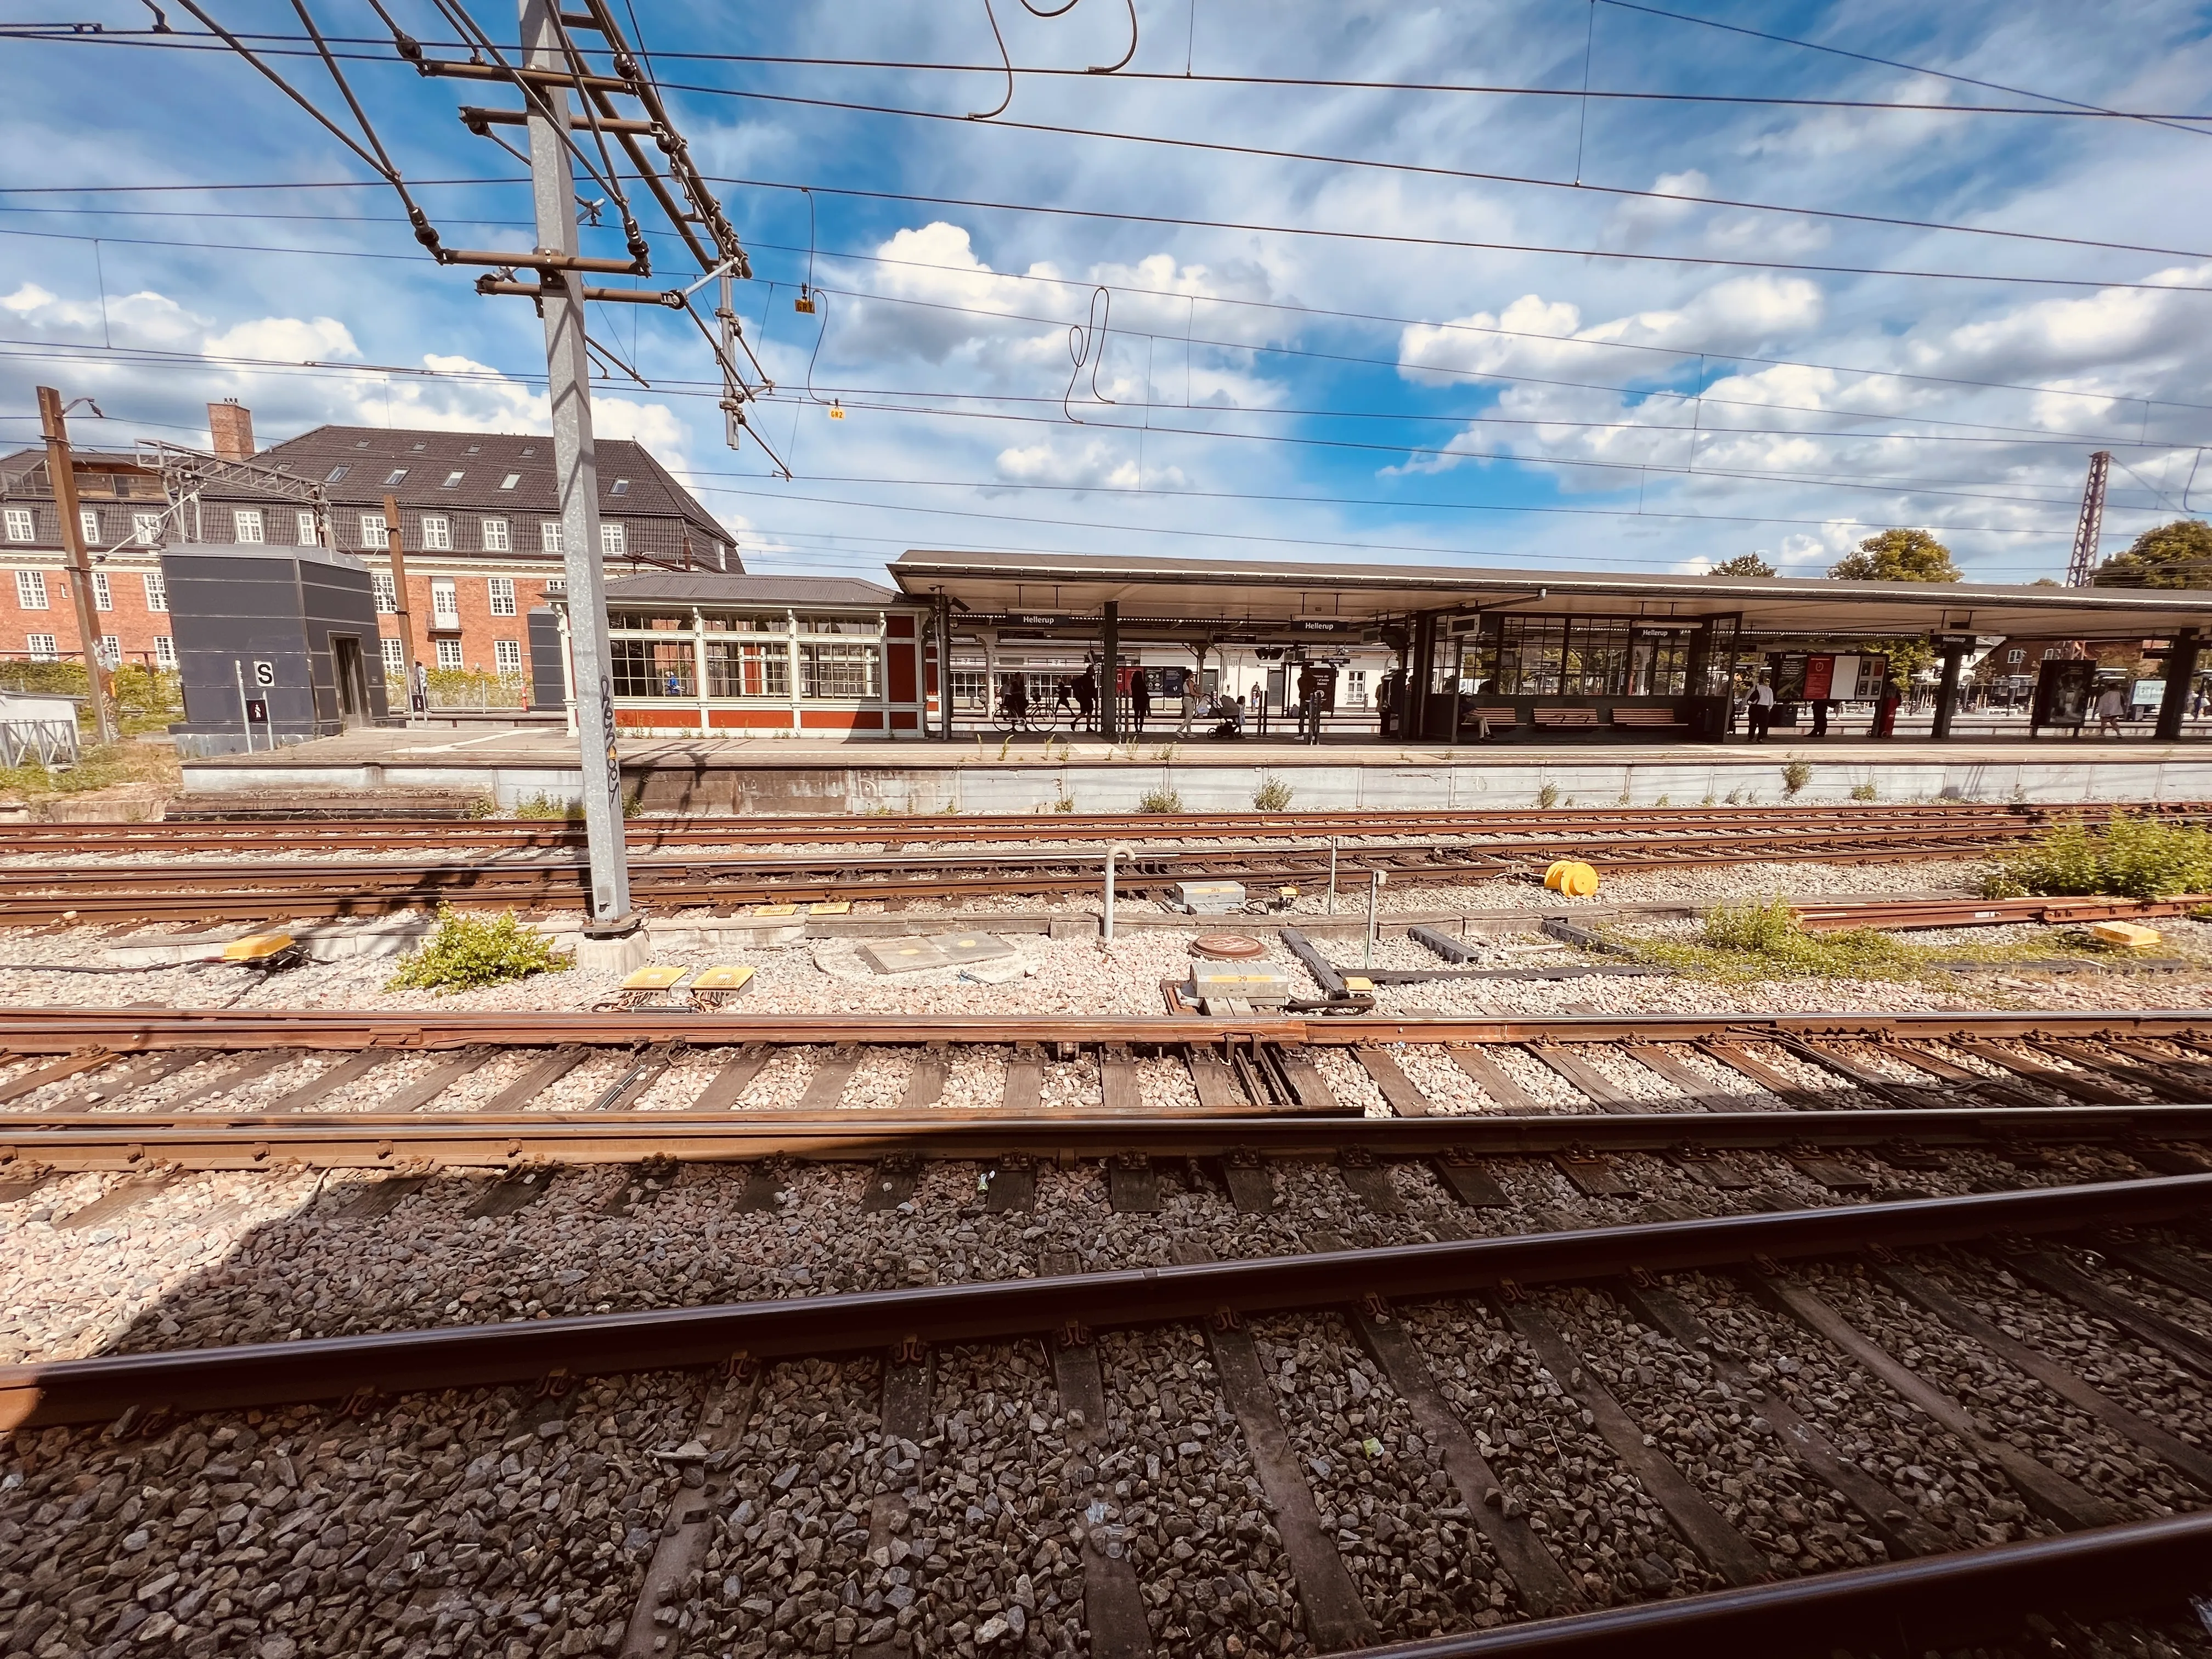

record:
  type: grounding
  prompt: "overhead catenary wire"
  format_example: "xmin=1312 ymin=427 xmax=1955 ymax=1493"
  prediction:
xmin=16 ymin=185 xmax=2212 ymax=423
xmin=13 ymin=24 xmax=2212 ymax=126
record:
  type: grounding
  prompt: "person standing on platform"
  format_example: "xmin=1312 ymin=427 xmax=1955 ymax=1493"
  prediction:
xmin=1177 ymin=675 xmax=1198 ymax=736
xmin=2095 ymin=681 xmax=2127 ymax=738
xmin=1131 ymin=668 xmax=1151 ymax=733
xmin=1811 ymin=698 xmax=1831 ymax=738
xmin=1072 ymin=666 xmax=1096 ymax=731
xmin=1748 ymin=675 xmax=1776 ymax=742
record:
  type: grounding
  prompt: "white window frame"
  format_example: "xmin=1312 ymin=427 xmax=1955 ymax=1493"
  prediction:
xmin=91 ymin=570 xmax=111 ymax=612
xmin=142 ymin=570 xmax=167 ymax=613
xmin=371 ymin=572 xmax=397 ymax=613
xmin=15 ymin=569 xmax=48 ymax=610
xmin=500 ymin=473 xmax=521 ymax=491
xmin=359 ymin=513 xmax=386 ymax=549
xmin=2 ymin=508 xmax=32 ymax=543
xmin=381 ymin=636 xmax=406 ymax=676
xmin=431 ymin=577 xmax=459 ymax=625
xmin=494 ymin=638 xmax=522 ymax=674
xmin=539 ymin=521 xmax=563 ymax=554
xmin=435 ymin=638 xmax=464 ymax=669
xmin=296 ymin=511 xmax=319 ymax=546
xmin=97 ymin=635 xmax=120 ymax=668
xmin=79 ymin=509 xmax=100 ymax=546
xmin=26 ymin=633 xmax=57 ymax=661
xmin=132 ymin=512 xmax=165 ymax=548
xmin=481 ymin=517 xmax=511 ymax=552
xmin=488 ymin=576 xmax=516 ymax=617
xmin=233 ymin=508 xmax=265 ymax=544
xmin=600 ymin=521 xmax=626 ymax=558
xmin=154 ymin=635 xmax=175 ymax=669
xmin=422 ymin=515 xmax=452 ymax=552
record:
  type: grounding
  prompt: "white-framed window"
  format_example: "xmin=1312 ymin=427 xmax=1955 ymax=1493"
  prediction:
xmin=132 ymin=512 xmax=164 ymax=547
xmin=422 ymin=515 xmax=452 ymax=551
xmin=539 ymin=521 xmax=563 ymax=554
xmin=2006 ymin=648 xmax=2025 ymax=664
xmin=382 ymin=467 xmax=407 ymax=487
xmin=381 ymin=636 xmax=405 ymax=676
xmin=610 ymin=478 xmax=630 ymax=496
xmin=359 ymin=513 xmax=386 ymax=548
xmin=481 ymin=517 xmax=510 ymax=552
xmin=499 ymin=473 xmax=521 ymax=491
xmin=488 ymin=576 xmax=516 ymax=617
xmin=26 ymin=634 xmax=57 ymax=659
xmin=142 ymin=570 xmax=167 ymax=613
xmin=79 ymin=509 xmax=100 ymax=546
xmin=600 ymin=521 xmax=626 ymax=558
xmin=435 ymin=638 xmax=464 ymax=669
xmin=97 ymin=635 xmax=120 ymax=668
xmin=2043 ymin=648 xmax=2060 ymax=661
xmin=296 ymin=511 xmax=319 ymax=546
xmin=91 ymin=571 xmax=111 ymax=612
xmin=233 ymin=508 xmax=264 ymax=544
xmin=371 ymin=572 xmax=397 ymax=613
xmin=442 ymin=471 xmax=465 ymax=489
xmin=15 ymin=570 xmax=48 ymax=610
xmin=431 ymin=578 xmax=459 ymax=625
xmin=153 ymin=635 xmax=175 ymax=669
xmin=494 ymin=638 xmax=522 ymax=674
xmin=2 ymin=508 xmax=32 ymax=543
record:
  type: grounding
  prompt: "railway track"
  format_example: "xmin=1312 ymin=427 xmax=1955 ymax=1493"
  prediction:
xmin=0 ymin=799 xmax=2187 ymax=857
xmin=11 ymin=1007 xmax=2212 ymax=1656
xmin=0 ymin=824 xmax=2089 ymax=926
xmin=5 ymin=1149 xmax=2211 ymax=1656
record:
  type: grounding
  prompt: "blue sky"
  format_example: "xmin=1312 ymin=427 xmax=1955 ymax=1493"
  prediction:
xmin=5 ymin=0 xmax=2212 ymax=586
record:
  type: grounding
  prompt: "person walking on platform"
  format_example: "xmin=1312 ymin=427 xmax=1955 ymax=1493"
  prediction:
xmin=1177 ymin=675 xmax=1198 ymax=736
xmin=1131 ymin=669 xmax=1151 ymax=732
xmin=1072 ymin=666 xmax=1096 ymax=731
xmin=1747 ymin=675 xmax=1776 ymax=742
xmin=2095 ymin=681 xmax=2127 ymax=738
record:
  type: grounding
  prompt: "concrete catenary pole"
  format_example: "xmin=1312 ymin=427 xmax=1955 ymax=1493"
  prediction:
xmin=520 ymin=0 xmax=631 ymax=930
xmin=36 ymin=387 xmax=119 ymax=745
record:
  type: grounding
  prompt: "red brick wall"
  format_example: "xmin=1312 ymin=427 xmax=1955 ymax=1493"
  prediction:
xmin=377 ymin=567 xmax=553 ymax=682
xmin=0 ymin=556 xmax=176 ymax=667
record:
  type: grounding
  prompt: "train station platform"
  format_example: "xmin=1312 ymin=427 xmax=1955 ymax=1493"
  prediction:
xmin=177 ymin=724 xmax=2212 ymax=814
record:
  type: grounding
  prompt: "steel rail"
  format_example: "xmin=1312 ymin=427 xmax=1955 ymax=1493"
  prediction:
xmin=0 ymin=1007 xmax=2205 ymax=1056
xmin=0 ymin=799 xmax=2179 ymax=854
xmin=1337 ymin=1510 xmax=2212 ymax=1658
xmin=4 ymin=1103 xmax=2209 ymax=1171
xmin=3 ymin=1172 xmax=2204 ymax=1427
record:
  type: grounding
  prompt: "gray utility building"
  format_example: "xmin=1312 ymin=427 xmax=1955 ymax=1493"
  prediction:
xmin=163 ymin=542 xmax=391 ymax=757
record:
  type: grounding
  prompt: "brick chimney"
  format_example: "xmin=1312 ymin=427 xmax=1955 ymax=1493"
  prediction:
xmin=207 ymin=399 xmax=255 ymax=460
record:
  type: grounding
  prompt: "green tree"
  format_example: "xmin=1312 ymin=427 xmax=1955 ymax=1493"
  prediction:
xmin=2092 ymin=518 xmax=2212 ymax=589
xmin=1829 ymin=528 xmax=1961 ymax=583
xmin=1708 ymin=552 xmax=1776 ymax=577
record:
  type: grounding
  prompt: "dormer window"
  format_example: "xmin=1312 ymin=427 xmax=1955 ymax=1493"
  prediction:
xmin=383 ymin=468 xmax=407 ymax=486
xmin=500 ymin=473 xmax=521 ymax=490
xmin=610 ymin=478 xmax=630 ymax=496
xmin=325 ymin=464 xmax=350 ymax=483
xmin=410 ymin=441 xmax=426 ymax=452
xmin=442 ymin=471 xmax=465 ymax=488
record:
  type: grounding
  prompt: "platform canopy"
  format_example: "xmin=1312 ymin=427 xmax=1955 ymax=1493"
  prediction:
xmin=891 ymin=549 xmax=2212 ymax=643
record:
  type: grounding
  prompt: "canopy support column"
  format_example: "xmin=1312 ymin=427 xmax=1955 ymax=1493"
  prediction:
xmin=1100 ymin=601 xmax=1119 ymax=742
xmin=1932 ymin=640 xmax=1967 ymax=741
xmin=2157 ymin=630 xmax=2200 ymax=741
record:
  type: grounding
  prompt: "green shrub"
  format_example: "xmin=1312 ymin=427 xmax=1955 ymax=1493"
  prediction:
xmin=387 ymin=907 xmax=571 ymax=992
xmin=1781 ymin=759 xmax=1814 ymax=797
xmin=513 ymin=793 xmax=583 ymax=821
xmin=1138 ymin=787 xmax=1183 ymax=812
xmin=1702 ymin=896 xmax=1799 ymax=952
xmin=1982 ymin=811 xmax=2212 ymax=900
xmin=1850 ymin=782 xmax=1878 ymax=802
xmin=1536 ymin=782 xmax=1560 ymax=809
xmin=1252 ymin=775 xmax=1294 ymax=812
xmin=0 ymin=660 xmax=89 ymax=696
xmin=1628 ymin=895 xmax=1921 ymax=981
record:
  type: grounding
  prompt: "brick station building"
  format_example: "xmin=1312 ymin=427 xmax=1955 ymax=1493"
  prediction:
xmin=0 ymin=400 xmax=737 ymax=692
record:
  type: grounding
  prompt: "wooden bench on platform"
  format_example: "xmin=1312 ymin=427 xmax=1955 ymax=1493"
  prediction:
xmin=1530 ymin=708 xmax=1601 ymax=731
xmin=1470 ymin=705 xmax=1521 ymax=738
xmin=1609 ymin=707 xmax=1690 ymax=734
